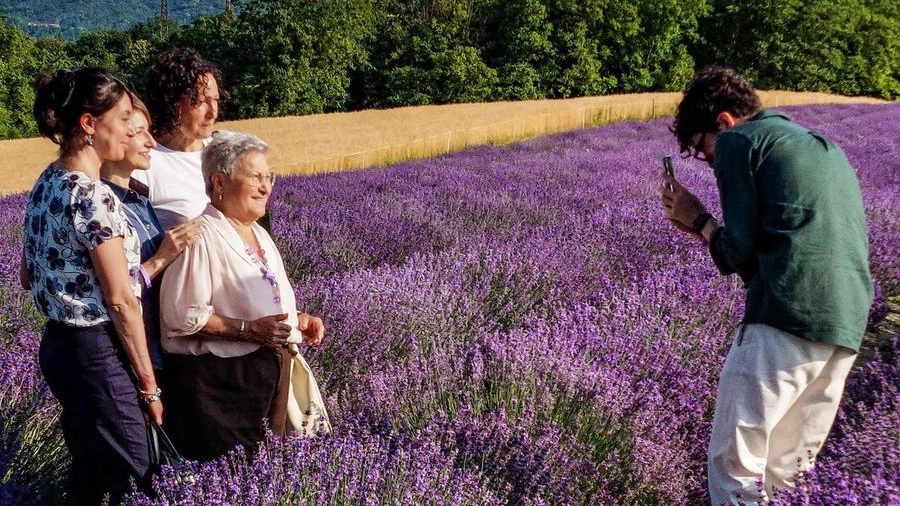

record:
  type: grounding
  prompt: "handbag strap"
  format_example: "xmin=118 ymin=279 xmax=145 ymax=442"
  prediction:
xmin=148 ymin=421 xmax=162 ymax=466
xmin=149 ymin=421 xmax=188 ymax=463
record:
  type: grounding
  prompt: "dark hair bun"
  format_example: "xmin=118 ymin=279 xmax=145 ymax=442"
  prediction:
xmin=33 ymin=70 xmax=80 ymax=142
xmin=31 ymin=67 xmax=129 ymax=152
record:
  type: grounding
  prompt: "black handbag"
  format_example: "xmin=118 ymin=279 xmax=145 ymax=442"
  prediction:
xmin=148 ymin=421 xmax=197 ymax=487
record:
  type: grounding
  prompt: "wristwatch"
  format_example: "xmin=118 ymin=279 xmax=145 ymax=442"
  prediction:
xmin=692 ymin=212 xmax=714 ymax=234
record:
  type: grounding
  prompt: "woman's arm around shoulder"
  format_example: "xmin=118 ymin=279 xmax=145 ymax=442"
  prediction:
xmin=141 ymin=218 xmax=204 ymax=282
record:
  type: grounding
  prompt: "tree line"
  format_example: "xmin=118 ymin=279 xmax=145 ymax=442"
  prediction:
xmin=1 ymin=0 xmax=898 ymax=140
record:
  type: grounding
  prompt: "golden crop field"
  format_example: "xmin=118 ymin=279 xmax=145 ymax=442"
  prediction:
xmin=0 ymin=91 xmax=885 ymax=195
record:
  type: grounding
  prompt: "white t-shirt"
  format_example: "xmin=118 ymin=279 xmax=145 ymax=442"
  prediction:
xmin=133 ymin=143 xmax=209 ymax=230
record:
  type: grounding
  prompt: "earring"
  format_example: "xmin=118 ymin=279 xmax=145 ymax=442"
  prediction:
xmin=86 ymin=134 xmax=94 ymax=147
xmin=217 ymin=193 xmax=223 ymax=201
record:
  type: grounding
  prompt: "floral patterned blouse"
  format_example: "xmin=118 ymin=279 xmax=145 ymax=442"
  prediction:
xmin=23 ymin=165 xmax=142 ymax=326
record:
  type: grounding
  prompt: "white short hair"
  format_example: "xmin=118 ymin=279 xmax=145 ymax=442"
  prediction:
xmin=201 ymin=130 xmax=269 ymax=196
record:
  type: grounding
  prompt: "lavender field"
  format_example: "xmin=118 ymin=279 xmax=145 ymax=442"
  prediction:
xmin=1 ymin=103 xmax=898 ymax=505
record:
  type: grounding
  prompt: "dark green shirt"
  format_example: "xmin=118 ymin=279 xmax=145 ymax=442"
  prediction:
xmin=710 ymin=109 xmax=873 ymax=351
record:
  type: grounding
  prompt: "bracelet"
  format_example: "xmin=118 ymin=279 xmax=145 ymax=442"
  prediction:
xmin=692 ymin=212 xmax=714 ymax=234
xmin=139 ymin=386 xmax=162 ymax=407
xmin=238 ymin=320 xmax=246 ymax=338
xmin=138 ymin=265 xmax=152 ymax=289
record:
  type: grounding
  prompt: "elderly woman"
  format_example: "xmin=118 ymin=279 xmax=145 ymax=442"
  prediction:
xmin=159 ymin=131 xmax=328 ymax=461
xmin=25 ymin=68 xmax=159 ymax=505
xmin=99 ymin=95 xmax=202 ymax=375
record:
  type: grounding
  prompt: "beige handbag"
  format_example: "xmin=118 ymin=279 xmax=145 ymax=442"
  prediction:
xmin=286 ymin=344 xmax=332 ymax=436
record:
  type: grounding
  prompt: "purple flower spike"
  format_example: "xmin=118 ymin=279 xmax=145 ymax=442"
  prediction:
xmin=1 ymin=104 xmax=898 ymax=505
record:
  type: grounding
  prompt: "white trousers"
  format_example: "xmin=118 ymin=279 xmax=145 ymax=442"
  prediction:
xmin=707 ymin=323 xmax=857 ymax=506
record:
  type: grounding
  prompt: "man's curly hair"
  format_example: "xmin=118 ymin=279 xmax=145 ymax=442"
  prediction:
xmin=672 ymin=66 xmax=762 ymax=156
xmin=145 ymin=48 xmax=223 ymax=137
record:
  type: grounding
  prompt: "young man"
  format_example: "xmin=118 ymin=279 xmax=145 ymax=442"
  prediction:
xmin=661 ymin=66 xmax=873 ymax=505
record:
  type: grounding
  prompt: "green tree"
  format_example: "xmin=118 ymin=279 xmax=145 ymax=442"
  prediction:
xmin=540 ymin=0 xmax=617 ymax=97
xmin=67 ymin=28 xmax=134 ymax=72
xmin=602 ymin=0 xmax=705 ymax=91
xmin=32 ymin=36 xmax=71 ymax=72
xmin=759 ymin=0 xmax=899 ymax=98
xmin=851 ymin=2 xmax=900 ymax=99
xmin=121 ymin=16 xmax=178 ymax=91
xmin=696 ymin=0 xmax=898 ymax=99
xmin=214 ymin=0 xmax=376 ymax=117
xmin=0 ymin=14 xmax=41 ymax=138
xmin=477 ymin=0 xmax=554 ymax=100
xmin=366 ymin=0 xmax=498 ymax=107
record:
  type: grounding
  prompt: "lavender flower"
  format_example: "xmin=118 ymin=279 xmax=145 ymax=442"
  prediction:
xmin=0 ymin=103 xmax=897 ymax=505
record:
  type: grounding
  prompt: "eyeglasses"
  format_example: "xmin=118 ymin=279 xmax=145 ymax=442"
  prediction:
xmin=689 ymin=132 xmax=708 ymax=161
xmin=238 ymin=171 xmax=276 ymax=188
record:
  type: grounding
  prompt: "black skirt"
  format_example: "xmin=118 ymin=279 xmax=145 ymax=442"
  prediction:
xmin=161 ymin=345 xmax=290 ymax=462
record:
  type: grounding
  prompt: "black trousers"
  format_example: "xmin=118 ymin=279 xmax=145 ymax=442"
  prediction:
xmin=162 ymin=346 xmax=290 ymax=462
xmin=39 ymin=320 xmax=151 ymax=506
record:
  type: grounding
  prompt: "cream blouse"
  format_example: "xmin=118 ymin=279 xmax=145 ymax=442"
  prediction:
xmin=160 ymin=204 xmax=305 ymax=357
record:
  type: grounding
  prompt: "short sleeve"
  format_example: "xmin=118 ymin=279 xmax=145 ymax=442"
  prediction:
xmin=70 ymin=181 xmax=130 ymax=250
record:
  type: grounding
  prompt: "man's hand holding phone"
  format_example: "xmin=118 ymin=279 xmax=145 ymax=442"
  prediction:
xmin=660 ymin=155 xmax=714 ymax=240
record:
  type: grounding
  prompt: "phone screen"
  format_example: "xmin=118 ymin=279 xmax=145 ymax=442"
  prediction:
xmin=662 ymin=156 xmax=674 ymax=191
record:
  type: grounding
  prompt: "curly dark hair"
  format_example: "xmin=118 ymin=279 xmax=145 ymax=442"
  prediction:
xmin=672 ymin=65 xmax=762 ymax=156
xmin=33 ymin=67 xmax=131 ymax=156
xmin=145 ymin=48 xmax=223 ymax=137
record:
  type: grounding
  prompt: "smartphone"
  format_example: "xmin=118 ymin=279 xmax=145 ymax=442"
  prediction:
xmin=662 ymin=155 xmax=674 ymax=191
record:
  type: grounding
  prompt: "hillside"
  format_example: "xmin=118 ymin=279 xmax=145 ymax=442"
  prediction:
xmin=0 ymin=0 xmax=220 ymax=38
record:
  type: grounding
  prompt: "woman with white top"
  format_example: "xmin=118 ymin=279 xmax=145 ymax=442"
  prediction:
xmin=135 ymin=47 xmax=222 ymax=230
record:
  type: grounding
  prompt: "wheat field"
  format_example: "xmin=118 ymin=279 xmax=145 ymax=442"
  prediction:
xmin=0 ymin=91 xmax=885 ymax=195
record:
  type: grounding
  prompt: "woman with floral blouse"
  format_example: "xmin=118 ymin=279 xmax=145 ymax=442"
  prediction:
xmin=23 ymin=68 xmax=159 ymax=506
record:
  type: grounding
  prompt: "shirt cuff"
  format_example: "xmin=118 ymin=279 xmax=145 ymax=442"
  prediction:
xmin=139 ymin=265 xmax=152 ymax=289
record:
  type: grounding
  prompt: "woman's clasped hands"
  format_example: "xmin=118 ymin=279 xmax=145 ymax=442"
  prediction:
xmin=240 ymin=312 xmax=325 ymax=348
